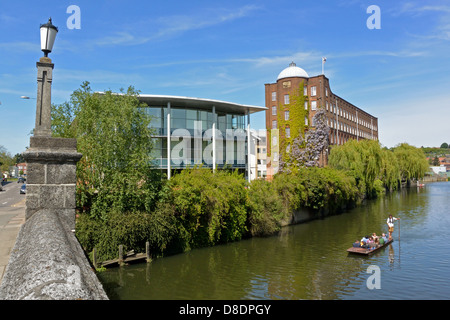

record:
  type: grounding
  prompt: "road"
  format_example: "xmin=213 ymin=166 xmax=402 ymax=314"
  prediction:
xmin=0 ymin=181 xmax=26 ymax=284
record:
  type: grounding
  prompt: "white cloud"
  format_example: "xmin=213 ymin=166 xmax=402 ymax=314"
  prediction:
xmin=95 ymin=5 xmax=261 ymax=47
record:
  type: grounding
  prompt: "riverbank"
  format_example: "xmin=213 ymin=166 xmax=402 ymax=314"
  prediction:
xmin=75 ymin=167 xmax=386 ymax=267
xmin=97 ymin=182 xmax=450 ymax=300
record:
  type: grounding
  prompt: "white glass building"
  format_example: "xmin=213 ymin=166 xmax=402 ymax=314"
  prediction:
xmin=138 ymin=95 xmax=266 ymax=181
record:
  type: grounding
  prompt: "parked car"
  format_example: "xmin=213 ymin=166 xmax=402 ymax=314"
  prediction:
xmin=20 ymin=184 xmax=26 ymax=194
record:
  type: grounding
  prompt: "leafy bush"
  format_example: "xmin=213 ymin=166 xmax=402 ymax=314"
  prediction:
xmin=167 ymin=168 xmax=248 ymax=249
xmin=246 ymin=179 xmax=286 ymax=236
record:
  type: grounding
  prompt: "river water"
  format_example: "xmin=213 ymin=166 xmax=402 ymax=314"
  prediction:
xmin=98 ymin=181 xmax=450 ymax=300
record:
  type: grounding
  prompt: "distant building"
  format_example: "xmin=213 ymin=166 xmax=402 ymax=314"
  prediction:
xmin=265 ymin=62 xmax=379 ymax=177
xmin=16 ymin=163 xmax=27 ymax=175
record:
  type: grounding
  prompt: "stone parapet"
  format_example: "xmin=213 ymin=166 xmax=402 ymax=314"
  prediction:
xmin=0 ymin=209 xmax=108 ymax=300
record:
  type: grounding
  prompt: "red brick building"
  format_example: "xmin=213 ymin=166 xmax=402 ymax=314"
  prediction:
xmin=265 ymin=62 xmax=379 ymax=177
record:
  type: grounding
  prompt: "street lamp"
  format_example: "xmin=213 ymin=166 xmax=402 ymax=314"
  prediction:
xmin=34 ymin=18 xmax=58 ymax=137
xmin=40 ymin=18 xmax=58 ymax=57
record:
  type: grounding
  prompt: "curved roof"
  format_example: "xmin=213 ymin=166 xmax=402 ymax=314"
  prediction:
xmin=138 ymin=94 xmax=266 ymax=114
xmin=277 ymin=62 xmax=309 ymax=80
xmin=95 ymin=92 xmax=266 ymax=114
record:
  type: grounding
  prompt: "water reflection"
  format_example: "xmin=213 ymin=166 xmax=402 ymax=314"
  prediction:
xmin=98 ymin=182 xmax=450 ymax=300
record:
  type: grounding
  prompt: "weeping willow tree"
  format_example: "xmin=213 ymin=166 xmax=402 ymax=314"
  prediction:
xmin=393 ymin=143 xmax=429 ymax=183
xmin=329 ymin=139 xmax=429 ymax=198
xmin=380 ymin=148 xmax=401 ymax=192
xmin=328 ymin=139 xmax=382 ymax=197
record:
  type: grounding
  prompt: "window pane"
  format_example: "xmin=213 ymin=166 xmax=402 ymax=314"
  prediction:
xmin=172 ymin=108 xmax=185 ymax=119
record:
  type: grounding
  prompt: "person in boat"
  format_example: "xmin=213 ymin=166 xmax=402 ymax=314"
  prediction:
xmin=360 ymin=235 xmax=369 ymax=248
xmin=374 ymin=236 xmax=380 ymax=247
xmin=366 ymin=236 xmax=375 ymax=249
xmin=372 ymin=232 xmax=379 ymax=242
xmin=353 ymin=240 xmax=361 ymax=248
xmin=386 ymin=214 xmax=400 ymax=240
xmin=379 ymin=233 xmax=386 ymax=245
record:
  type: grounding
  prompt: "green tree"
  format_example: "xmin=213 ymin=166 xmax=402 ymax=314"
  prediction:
xmin=0 ymin=145 xmax=13 ymax=172
xmin=52 ymin=81 xmax=160 ymax=218
xmin=431 ymin=156 xmax=440 ymax=166
xmin=440 ymin=142 xmax=449 ymax=149
xmin=167 ymin=168 xmax=248 ymax=249
xmin=393 ymin=143 xmax=429 ymax=183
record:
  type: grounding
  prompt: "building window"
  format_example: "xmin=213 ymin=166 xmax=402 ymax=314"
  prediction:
xmin=304 ymin=86 xmax=308 ymax=96
xmin=311 ymin=100 xmax=317 ymax=111
xmin=273 ymin=152 xmax=278 ymax=162
xmin=305 ymin=116 xmax=308 ymax=125
xmin=272 ymin=106 xmax=277 ymax=116
xmin=272 ymin=92 xmax=276 ymax=101
xmin=325 ymin=87 xmax=328 ymax=96
xmin=304 ymin=101 xmax=308 ymax=110
xmin=284 ymin=94 xmax=290 ymax=104
xmin=311 ymin=86 xmax=317 ymax=96
xmin=272 ymin=136 xmax=277 ymax=146
xmin=272 ymin=120 xmax=277 ymax=129
xmin=286 ymin=127 xmax=291 ymax=138
xmin=285 ymin=110 xmax=290 ymax=121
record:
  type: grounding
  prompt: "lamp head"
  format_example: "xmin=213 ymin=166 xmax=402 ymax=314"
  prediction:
xmin=40 ymin=17 xmax=58 ymax=57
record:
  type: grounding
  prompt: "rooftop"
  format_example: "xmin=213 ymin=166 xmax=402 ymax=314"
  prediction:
xmin=277 ymin=62 xmax=309 ymax=80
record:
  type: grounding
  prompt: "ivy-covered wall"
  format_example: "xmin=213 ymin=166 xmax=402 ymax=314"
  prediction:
xmin=276 ymin=82 xmax=309 ymax=163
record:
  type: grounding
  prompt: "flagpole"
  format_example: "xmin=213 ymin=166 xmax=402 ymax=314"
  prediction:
xmin=322 ymin=57 xmax=326 ymax=75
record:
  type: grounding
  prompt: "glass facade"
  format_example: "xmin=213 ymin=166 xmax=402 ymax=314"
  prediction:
xmin=143 ymin=105 xmax=248 ymax=169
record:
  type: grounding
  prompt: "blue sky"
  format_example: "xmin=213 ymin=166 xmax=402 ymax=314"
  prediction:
xmin=1 ymin=0 xmax=450 ymax=156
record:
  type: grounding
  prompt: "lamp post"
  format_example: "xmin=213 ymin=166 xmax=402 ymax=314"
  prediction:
xmin=34 ymin=18 xmax=58 ymax=137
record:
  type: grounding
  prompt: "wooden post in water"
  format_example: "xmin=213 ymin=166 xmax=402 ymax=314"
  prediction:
xmin=119 ymin=245 xmax=124 ymax=266
xmin=146 ymin=241 xmax=151 ymax=263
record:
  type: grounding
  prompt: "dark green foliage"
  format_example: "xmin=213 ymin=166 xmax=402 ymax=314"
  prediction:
xmin=246 ymin=179 xmax=286 ymax=237
xmin=167 ymin=168 xmax=248 ymax=249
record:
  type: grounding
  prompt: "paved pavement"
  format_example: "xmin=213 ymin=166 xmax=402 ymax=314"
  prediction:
xmin=0 ymin=182 xmax=26 ymax=284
